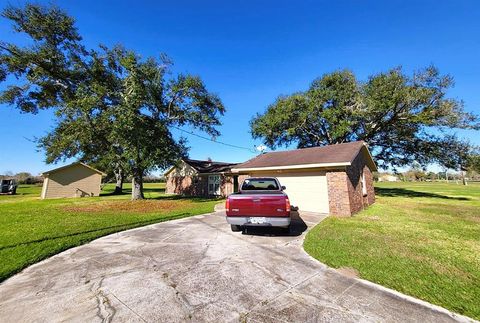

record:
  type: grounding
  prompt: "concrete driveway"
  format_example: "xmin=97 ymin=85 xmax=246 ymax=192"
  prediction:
xmin=0 ymin=211 xmax=469 ymax=322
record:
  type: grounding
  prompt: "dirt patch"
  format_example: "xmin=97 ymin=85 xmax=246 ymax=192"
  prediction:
xmin=337 ymin=267 xmax=360 ymax=278
xmin=62 ymin=200 xmax=189 ymax=214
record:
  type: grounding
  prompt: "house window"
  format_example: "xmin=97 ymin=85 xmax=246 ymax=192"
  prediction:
xmin=208 ymin=175 xmax=221 ymax=195
xmin=362 ymin=172 xmax=367 ymax=196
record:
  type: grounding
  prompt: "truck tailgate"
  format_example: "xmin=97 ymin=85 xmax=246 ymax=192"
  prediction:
xmin=227 ymin=194 xmax=289 ymax=217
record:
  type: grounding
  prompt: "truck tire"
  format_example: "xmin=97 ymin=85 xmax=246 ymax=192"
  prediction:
xmin=231 ymin=224 xmax=242 ymax=232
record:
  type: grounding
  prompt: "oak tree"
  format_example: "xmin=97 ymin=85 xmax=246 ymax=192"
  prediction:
xmin=251 ymin=68 xmax=480 ymax=169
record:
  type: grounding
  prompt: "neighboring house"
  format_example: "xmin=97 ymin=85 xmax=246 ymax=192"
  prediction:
xmin=378 ymin=174 xmax=399 ymax=182
xmin=41 ymin=162 xmax=106 ymax=199
xmin=165 ymin=159 xmax=239 ymax=197
xmin=232 ymin=141 xmax=377 ymax=216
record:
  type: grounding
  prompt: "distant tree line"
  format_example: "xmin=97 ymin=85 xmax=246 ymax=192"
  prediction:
xmin=0 ymin=171 xmax=165 ymax=185
xmin=0 ymin=172 xmax=43 ymax=184
xmin=376 ymin=169 xmax=480 ymax=183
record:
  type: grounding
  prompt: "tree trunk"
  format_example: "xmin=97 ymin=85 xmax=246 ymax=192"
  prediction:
xmin=131 ymin=170 xmax=144 ymax=200
xmin=462 ymin=171 xmax=468 ymax=186
xmin=113 ymin=168 xmax=124 ymax=194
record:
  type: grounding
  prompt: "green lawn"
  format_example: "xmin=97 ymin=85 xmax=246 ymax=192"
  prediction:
xmin=0 ymin=183 xmax=221 ymax=282
xmin=304 ymin=181 xmax=480 ymax=320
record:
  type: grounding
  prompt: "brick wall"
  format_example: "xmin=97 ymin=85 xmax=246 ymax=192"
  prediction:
xmin=166 ymin=175 xmax=198 ymax=195
xmin=326 ymin=171 xmax=351 ymax=216
xmin=166 ymin=174 xmax=236 ymax=197
xmin=221 ymin=175 xmax=234 ymax=196
xmin=346 ymin=155 xmax=364 ymax=214
xmin=364 ymin=165 xmax=375 ymax=205
xmin=326 ymin=153 xmax=375 ymax=216
xmin=345 ymin=152 xmax=375 ymax=215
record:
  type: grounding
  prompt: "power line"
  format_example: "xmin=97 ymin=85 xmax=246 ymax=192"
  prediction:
xmin=171 ymin=125 xmax=257 ymax=153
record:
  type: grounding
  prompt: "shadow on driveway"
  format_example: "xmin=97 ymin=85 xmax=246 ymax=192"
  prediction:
xmin=240 ymin=211 xmax=308 ymax=237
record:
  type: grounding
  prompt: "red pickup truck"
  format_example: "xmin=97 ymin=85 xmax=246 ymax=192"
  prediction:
xmin=225 ymin=177 xmax=291 ymax=232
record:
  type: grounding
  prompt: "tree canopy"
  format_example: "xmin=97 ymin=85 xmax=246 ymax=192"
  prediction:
xmin=250 ymin=68 xmax=480 ymax=169
xmin=0 ymin=4 xmax=225 ymax=199
xmin=466 ymin=153 xmax=480 ymax=174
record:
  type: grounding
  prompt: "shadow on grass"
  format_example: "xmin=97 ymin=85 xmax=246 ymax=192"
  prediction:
xmin=100 ymin=188 xmax=220 ymax=204
xmin=100 ymin=191 xmax=130 ymax=196
xmin=150 ymin=194 xmax=223 ymax=203
xmin=0 ymin=212 xmax=191 ymax=252
xmin=99 ymin=188 xmax=222 ymax=205
xmin=100 ymin=187 xmax=166 ymax=196
xmin=375 ymin=187 xmax=470 ymax=200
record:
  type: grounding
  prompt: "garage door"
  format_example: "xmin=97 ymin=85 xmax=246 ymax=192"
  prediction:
xmin=255 ymin=171 xmax=329 ymax=213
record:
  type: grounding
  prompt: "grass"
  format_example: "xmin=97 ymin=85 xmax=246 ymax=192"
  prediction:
xmin=0 ymin=183 xmax=221 ymax=282
xmin=304 ymin=181 xmax=480 ymax=320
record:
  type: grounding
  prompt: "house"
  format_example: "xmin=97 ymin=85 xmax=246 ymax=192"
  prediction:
xmin=165 ymin=159 xmax=239 ymax=197
xmin=41 ymin=162 xmax=106 ymax=199
xmin=232 ymin=141 xmax=377 ymax=216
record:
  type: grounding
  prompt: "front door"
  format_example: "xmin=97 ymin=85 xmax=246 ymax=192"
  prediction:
xmin=208 ymin=175 xmax=221 ymax=196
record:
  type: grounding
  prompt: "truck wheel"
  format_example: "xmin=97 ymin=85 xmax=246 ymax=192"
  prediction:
xmin=231 ymin=224 xmax=242 ymax=232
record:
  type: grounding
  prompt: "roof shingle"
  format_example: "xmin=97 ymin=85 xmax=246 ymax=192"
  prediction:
xmin=42 ymin=162 xmax=106 ymax=176
xmin=184 ymin=159 xmax=238 ymax=173
xmin=233 ymin=141 xmax=375 ymax=170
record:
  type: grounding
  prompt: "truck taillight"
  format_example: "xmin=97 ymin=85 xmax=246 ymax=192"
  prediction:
xmin=285 ymin=198 xmax=291 ymax=213
xmin=225 ymin=199 xmax=230 ymax=211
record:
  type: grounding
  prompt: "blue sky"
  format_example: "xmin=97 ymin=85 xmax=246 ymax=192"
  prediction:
xmin=0 ymin=0 xmax=479 ymax=175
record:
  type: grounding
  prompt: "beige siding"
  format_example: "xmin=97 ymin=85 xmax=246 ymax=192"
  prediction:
xmin=42 ymin=164 xmax=102 ymax=199
xmin=40 ymin=177 xmax=49 ymax=199
xmin=252 ymin=171 xmax=330 ymax=213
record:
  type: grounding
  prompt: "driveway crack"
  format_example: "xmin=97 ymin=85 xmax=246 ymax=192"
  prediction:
xmin=243 ymin=271 xmax=321 ymax=320
xmin=109 ymin=293 xmax=148 ymax=323
xmin=92 ymin=278 xmax=116 ymax=323
xmin=161 ymin=272 xmax=195 ymax=320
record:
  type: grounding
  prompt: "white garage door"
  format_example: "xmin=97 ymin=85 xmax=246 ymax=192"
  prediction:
xmin=255 ymin=171 xmax=329 ymax=213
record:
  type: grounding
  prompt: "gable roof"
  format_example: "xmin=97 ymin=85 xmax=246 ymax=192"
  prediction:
xmin=42 ymin=162 xmax=107 ymax=177
xmin=165 ymin=158 xmax=239 ymax=176
xmin=184 ymin=159 xmax=239 ymax=173
xmin=232 ymin=141 xmax=377 ymax=172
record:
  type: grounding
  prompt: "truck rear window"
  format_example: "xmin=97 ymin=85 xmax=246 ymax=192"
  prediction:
xmin=241 ymin=178 xmax=279 ymax=191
